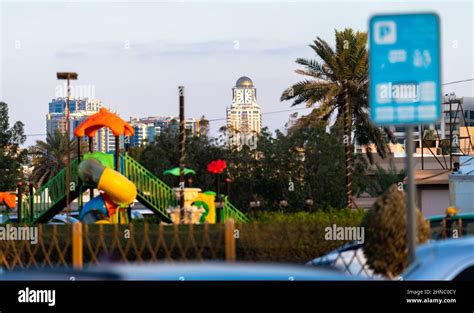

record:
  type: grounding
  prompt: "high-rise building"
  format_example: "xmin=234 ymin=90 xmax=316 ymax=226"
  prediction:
xmin=46 ymin=97 xmax=119 ymax=152
xmin=226 ymin=76 xmax=262 ymax=139
xmin=128 ymin=116 xmax=200 ymax=147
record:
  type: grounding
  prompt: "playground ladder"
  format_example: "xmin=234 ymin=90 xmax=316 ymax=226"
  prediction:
xmin=120 ymin=153 xmax=175 ymax=223
xmin=222 ymin=197 xmax=250 ymax=223
xmin=22 ymin=158 xmax=80 ymax=223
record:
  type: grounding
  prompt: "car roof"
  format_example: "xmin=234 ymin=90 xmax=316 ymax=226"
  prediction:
xmin=1 ymin=262 xmax=365 ymax=281
xmin=403 ymin=236 xmax=474 ymax=280
xmin=90 ymin=262 xmax=364 ymax=281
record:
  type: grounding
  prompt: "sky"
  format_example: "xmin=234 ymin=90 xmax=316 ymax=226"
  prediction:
xmin=1 ymin=0 xmax=473 ymax=146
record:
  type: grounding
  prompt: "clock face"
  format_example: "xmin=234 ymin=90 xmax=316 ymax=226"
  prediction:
xmin=244 ymin=89 xmax=254 ymax=103
xmin=234 ymin=89 xmax=244 ymax=104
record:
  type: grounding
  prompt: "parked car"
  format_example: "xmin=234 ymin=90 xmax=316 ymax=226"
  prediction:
xmin=48 ymin=213 xmax=80 ymax=225
xmin=306 ymin=242 xmax=377 ymax=278
xmin=401 ymin=236 xmax=474 ymax=280
xmin=0 ymin=262 xmax=363 ymax=281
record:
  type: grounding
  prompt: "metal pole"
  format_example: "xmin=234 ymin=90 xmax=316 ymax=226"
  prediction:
xmin=179 ymin=86 xmax=185 ymax=222
xmin=449 ymin=100 xmax=453 ymax=169
xmin=114 ymin=135 xmax=120 ymax=171
xmin=420 ymin=125 xmax=424 ymax=170
xmin=406 ymin=126 xmax=417 ymax=265
xmin=77 ymin=137 xmax=82 ymax=211
xmin=66 ymin=78 xmax=71 ymax=214
xmin=88 ymin=136 xmax=94 ymax=201
xmin=29 ymin=183 xmax=34 ymax=223
xmin=17 ymin=182 xmax=23 ymax=223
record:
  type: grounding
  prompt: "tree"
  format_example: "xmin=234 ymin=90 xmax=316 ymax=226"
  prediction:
xmin=30 ymin=130 xmax=76 ymax=187
xmin=367 ymin=160 xmax=405 ymax=196
xmin=0 ymin=102 xmax=27 ymax=191
xmin=281 ymin=28 xmax=395 ymax=208
xmin=138 ymin=123 xmax=369 ymax=212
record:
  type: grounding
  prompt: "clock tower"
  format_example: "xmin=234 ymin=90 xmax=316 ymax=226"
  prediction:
xmin=227 ymin=76 xmax=262 ymax=138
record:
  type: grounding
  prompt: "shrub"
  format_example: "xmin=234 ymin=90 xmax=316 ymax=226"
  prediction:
xmin=362 ymin=185 xmax=429 ymax=278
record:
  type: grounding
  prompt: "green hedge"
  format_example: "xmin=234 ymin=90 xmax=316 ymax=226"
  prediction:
xmin=236 ymin=210 xmax=367 ymax=263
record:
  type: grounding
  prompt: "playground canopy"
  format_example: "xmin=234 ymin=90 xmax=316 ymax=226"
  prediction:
xmin=163 ymin=167 xmax=196 ymax=176
xmin=74 ymin=108 xmax=134 ymax=137
xmin=0 ymin=192 xmax=16 ymax=209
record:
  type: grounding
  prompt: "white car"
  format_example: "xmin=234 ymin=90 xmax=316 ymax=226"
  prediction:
xmin=402 ymin=236 xmax=474 ymax=280
xmin=307 ymin=242 xmax=377 ymax=278
xmin=48 ymin=214 xmax=80 ymax=225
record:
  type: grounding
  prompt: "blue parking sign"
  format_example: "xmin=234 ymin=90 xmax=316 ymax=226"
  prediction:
xmin=369 ymin=13 xmax=441 ymax=125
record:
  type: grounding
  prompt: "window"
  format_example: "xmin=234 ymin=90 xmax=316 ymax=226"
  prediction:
xmin=470 ymin=111 xmax=474 ymax=120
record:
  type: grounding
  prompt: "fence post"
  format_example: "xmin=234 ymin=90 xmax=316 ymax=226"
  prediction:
xmin=72 ymin=222 xmax=83 ymax=269
xmin=225 ymin=218 xmax=236 ymax=262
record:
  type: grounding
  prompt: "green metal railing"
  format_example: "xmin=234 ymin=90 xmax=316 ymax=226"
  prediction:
xmin=22 ymin=158 xmax=79 ymax=222
xmin=222 ymin=197 xmax=249 ymax=223
xmin=120 ymin=154 xmax=176 ymax=219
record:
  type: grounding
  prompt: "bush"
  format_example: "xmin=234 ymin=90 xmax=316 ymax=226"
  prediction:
xmin=236 ymin=209 xmax=367 ymax=263
xmin=362 ymin=185 xmax=429 ymax=278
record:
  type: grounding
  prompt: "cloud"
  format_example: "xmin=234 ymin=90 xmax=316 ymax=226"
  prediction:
xmin=54 ymin=38 xmax=304 ymax=60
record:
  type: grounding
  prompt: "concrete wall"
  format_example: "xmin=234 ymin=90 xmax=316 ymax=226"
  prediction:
xmin=449 ymin=175 xmax=474 ymax=213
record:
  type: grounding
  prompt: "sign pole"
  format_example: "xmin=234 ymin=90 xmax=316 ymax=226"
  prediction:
xmin=406 ymin=126 xmax=417 ymax=264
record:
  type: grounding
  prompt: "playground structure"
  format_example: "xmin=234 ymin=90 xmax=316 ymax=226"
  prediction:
xmin=16 ymin=108 xmax=248 ymax=224
xmin=0 ymin=192 xmax=16 ymax=210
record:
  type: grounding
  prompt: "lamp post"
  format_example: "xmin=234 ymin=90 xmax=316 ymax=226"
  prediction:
xmin=224 ymin=177 xmax=232 ymax=200
xmin=249 ymin=195 xmax=261 ymax=211
xmin=305 ymin=195 xmax=314 ymax=212
xmin=279 ymin=197 xmax=288 ymax=213
xmin=56 ymin=72 xmax=78 ymax=215
xmin=178 ymin=86 xmax=186 ymax=223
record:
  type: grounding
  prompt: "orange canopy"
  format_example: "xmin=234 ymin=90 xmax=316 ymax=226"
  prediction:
xmin=74 ymin=108 xmax=134 ymax=137
xmin=0 ymin=192 xmax=16 ymax=209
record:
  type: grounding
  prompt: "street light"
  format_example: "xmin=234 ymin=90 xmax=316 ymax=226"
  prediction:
xmin=279 ymin=197 xmax=288 ymax=213
xmin=56 ymin=72 xmax=78 ymax=215
xmin=249 ymin=195 xmax=261 ymax=209
xmin=305 ymin=195 xmax=314 ymax=212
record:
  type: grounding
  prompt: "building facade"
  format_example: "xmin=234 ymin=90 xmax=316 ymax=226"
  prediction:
xmin=46 ymin=98 xmax=126 ymax=153
xmin=226 ymin=76 xmax=262 ymax=140
xmin=128 ymin=116 xmax=200 ymax=147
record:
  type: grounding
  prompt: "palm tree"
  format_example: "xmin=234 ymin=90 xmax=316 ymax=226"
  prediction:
xmin=30 ymin=130 xmax=76 ymax=186
xmin=281 ymin=28 xmax=395 ymax=208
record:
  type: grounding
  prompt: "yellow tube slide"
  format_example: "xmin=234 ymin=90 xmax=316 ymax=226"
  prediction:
xmin=97 ymin=167 xmax=137 ymax=205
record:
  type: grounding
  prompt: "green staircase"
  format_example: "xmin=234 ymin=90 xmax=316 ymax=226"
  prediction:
xmin=22 ymin=158 xmax=80 ymax=223
xmin=222 ymin=197 xmax=250 ymax=223
xmin=120 ymin=154 xmax=175 ymax=223
xmin=22 ymin=153 xmax=248 ymax=224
